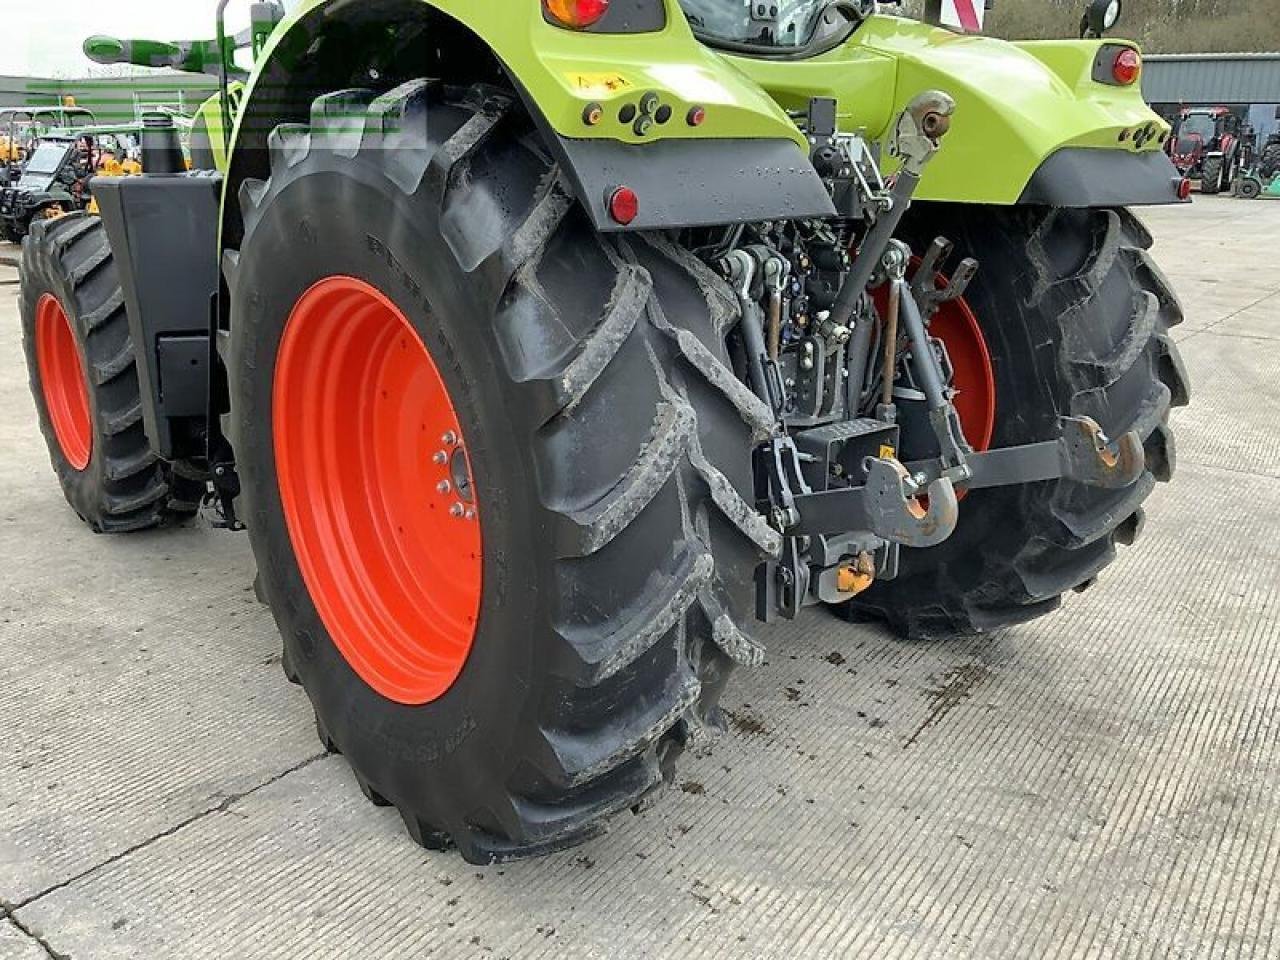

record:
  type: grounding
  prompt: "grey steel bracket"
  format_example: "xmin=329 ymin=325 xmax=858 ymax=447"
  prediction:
xmin=1058 ymin=416 xmax=1146 ymax=488
xmin=905 ymin=416 xmax=1145 ymax=493
xmin=788 ymin=457 xmax=959 ymax=548
xmin=911 ymin=236 xmax=978 ymax=323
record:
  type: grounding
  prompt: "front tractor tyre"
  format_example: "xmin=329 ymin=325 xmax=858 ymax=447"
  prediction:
xmin=226 ymin=82 xmax=773 ymax=863
xmin=20 ymin=213 xmax=203 ymax=531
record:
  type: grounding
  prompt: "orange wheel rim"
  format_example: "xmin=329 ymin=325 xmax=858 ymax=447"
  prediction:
xmin=35 ymin=294 xmax=92 ymax=470
xmin=273 ymin=277 xmax=482 ymax=705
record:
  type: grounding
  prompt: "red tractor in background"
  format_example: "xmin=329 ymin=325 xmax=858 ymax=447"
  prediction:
xmin=1168 ymin=105 xmax=1250 ymax=194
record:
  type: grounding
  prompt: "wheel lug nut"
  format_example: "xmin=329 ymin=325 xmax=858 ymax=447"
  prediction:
xmin=442 ymin=431 xmax=458 ymax=446
xmin=437 ymin=480 xmax=451 ymax=494
xmin=464 ymin=509 xmax=476 ymax=521
xmin=450 ymin=503 xmax=465 ymax=518
xmin=432 ymin=450 xmax=448 ymax=465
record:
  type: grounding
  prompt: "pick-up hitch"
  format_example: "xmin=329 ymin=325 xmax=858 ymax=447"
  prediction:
xmin=781 ymin=416 xmax=1142 ymax=544
xmin=788 ymin=458 xmax=959 ymax=546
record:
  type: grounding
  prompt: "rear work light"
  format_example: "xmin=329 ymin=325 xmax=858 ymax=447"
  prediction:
xmin=1112 ymin=48 xmax=1141 ymax=85
xmin=544 ymin=0 xmax=610 ymax=29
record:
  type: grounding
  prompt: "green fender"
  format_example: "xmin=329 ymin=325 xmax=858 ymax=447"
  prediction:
xmin=224 ymin=1 xmax=1177 ymax=232
xmin=730 ymin=16 xmax=1174 ymax=204
xmin=189 ymin=83 xmax=243 ymax=173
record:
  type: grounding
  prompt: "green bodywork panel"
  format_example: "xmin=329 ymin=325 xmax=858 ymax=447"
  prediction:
xmin=243 ymin=0 xmax=808 ymax=148
xmin=728 ymin=17 xmax=1169 ymax=203
xmin=191 ymin=84 xmax=242 ymax=173
xmin=123 ymin=1 xmax=1173 ymax=207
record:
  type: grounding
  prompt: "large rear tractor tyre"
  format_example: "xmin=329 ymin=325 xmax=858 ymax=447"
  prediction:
xmin=226 ymin=82 xmax=772 ymax=863
xmin=20 ymin=213 xmax=204 ymax=531
xmin=847 ymin=204 xmax=1189 ymax=639
xmin=1199 ymin=155 xmax=1223 ymax=194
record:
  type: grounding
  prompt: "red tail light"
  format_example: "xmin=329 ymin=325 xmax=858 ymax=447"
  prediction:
xmin=544 ymin=0 xmax=610 ymax=29
xmin=1112 ymin=48 xmax=1141 ymax=85
xmin=607 ymin=186 xmax=639 ymax=225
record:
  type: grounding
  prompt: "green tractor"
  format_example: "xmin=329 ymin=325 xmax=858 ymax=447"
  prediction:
xmin=19 ymin=0 xmax=1190 ymax=863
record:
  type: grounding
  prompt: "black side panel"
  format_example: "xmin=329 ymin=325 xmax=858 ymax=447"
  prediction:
xmin=92 ymin=173 xmax=222 ymax=458
xmin=554 ymin=135 xmax=837 ymax=232
xmin=1018 ymin=148 xmax=1185 ymax=207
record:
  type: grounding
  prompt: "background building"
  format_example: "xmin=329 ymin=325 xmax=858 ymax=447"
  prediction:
xmin=0 ymin=71 xmax=217 ymax=121
xmin=1142 ymin=52 xmax=1280 ymax=139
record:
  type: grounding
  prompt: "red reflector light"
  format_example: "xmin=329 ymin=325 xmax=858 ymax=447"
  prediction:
xmin=1176 ymin=177 xmax=1192 ymax=201
xmin=687 ymin=106 xmax=706 ymax=127
xmin=607 ymin=186 xmax=638 ymax=225
xmin=1112 ymin=48 xmax=1141 ymax=85
xmin=544 ymin=0 xmax=610 ymax=29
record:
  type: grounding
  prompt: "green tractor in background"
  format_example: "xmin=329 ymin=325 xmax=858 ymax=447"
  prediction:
xmin=19 ymin=0 xmax=1190 ymax=863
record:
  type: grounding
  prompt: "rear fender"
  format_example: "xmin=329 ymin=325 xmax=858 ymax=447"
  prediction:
xmin=220 ymin=0 xmax=833 ymax=245
xmin=730 ymin=16 xmax=1182 ymax=207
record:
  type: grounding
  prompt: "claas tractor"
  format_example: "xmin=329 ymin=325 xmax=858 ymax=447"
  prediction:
xmin=19 ymin=0 xmax=1190 ymax=864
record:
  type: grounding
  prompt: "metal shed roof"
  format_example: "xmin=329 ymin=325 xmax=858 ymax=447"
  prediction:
xmin=1141 ymin=52 xmax=1280 ymax=104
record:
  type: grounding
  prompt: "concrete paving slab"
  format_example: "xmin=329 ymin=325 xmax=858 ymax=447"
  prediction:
xmin=2 ymin=194 xmax=1280 ymax=959
xmin=11 ymin=462 xmax=1280 ymax=960
xmin=1138 ymin=197 xmax=1280 ymax=342
xmin=1207 ymin=292 xmax=1280 ymax=342
xmin=0 ymin=921 xmax=48 ymax=960
xmin=0 ymin=281 xmax=322 ymax=905
xmin=1171 ymin=332 xmax=1280 ymax=479
xmin=1169 ymin=284 xmax=1280 ymax=341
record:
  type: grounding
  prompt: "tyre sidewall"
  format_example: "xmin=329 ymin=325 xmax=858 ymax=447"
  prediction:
xmin=231 ymin=167 xmax=546 ymax=831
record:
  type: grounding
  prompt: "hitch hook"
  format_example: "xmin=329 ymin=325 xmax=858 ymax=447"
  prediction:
xmin=1059 ymin=416 xmax=1145 ymax=489
xmin=863 ymin=457 xmax=959 ymax=548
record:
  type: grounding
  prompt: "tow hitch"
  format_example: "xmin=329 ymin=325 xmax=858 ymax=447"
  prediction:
xmin=743 ymin=90 xmax=1149 ymax=622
